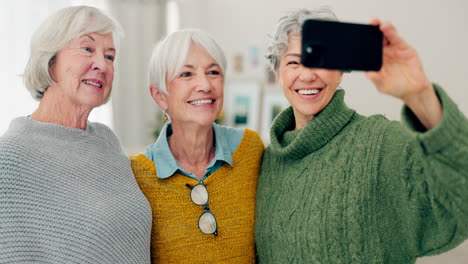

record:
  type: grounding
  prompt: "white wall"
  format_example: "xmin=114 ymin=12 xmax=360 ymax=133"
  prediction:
xmin=177 ymin=0 xmax=468 ymax=263
xmin=109 ymin=1 xmax=166 ymax=154
xmin=0 ymin=0 xmax=112 ymax=136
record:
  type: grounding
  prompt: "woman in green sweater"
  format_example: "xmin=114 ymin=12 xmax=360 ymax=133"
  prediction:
xmin=255 ymin=7 xmax=468 ymax=264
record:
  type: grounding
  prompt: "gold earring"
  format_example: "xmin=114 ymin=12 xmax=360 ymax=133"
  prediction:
xmin=162 ymin=111 xmax=169 ymax=122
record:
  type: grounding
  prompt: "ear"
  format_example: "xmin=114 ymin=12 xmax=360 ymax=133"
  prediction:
xmin=276 ymin=69 xmax=282 ymax=86
xmin=48 ymin=54 xmax=59 ymax=83
xmin=150 ymin=84 xmax=168 ymax=111
xmin=337 ymin=71 xmax=345 ymax=85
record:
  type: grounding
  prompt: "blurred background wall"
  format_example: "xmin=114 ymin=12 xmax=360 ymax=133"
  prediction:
xmin=1 ymin=1 xmax=467 ymax=262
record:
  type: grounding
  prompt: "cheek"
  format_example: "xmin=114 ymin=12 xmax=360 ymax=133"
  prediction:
xmin=213 ymin=79 xmax=224 ymax=93
xmin=108 ymin=63 xmax=115 ymax=74
xmin=107 ymin=68 xmax=115 ymax=82
xmin=323 ymin=71 xmax=343 ymax=86
xmin=217 ymin=98 xmax=224 ymax=110
xmin=279 ymin=71 xmax=294 ymax=90
xmin=68 ymin=63 xmax=90 ymax=81
xmin=63 ymin=64 xmax=77 ymax=76
xmin=277 ymin=69 xmax=287 ymax=88
xmin=59 ymin=65 xmax=82 ymax=85
xmin=165 ymin=96 xmax=177 ymax=111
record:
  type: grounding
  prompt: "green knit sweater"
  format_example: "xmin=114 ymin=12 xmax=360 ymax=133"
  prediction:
xmin=255 ymin=85 xmax=468 ymax=264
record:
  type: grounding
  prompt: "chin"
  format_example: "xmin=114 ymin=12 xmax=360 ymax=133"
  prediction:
xmin=193 ymin=117 xmax=217 ymax=127
xmin=81 ymin=101 xmax=106 ymax=109
xmin=295 ymin=106 xmax=321 ymax=118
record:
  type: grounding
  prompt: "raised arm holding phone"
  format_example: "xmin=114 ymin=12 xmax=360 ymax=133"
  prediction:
xmin=255 ymin=7 xmax=468 ymax=264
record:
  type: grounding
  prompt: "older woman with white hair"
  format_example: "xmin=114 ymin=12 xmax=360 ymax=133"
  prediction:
xmin=255 ymin=7 xmax=468 ymax=264
xmin=130 ymin=29 xmax=264 ymax=263
xmin=0 ymin=6 xmax=152 ymax=263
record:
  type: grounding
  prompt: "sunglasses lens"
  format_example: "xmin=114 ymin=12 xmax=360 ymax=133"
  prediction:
xmin=198 ymin=211 xmax=217 ymax=235
xmin=191 ymin=184 xmax=209 ymax=206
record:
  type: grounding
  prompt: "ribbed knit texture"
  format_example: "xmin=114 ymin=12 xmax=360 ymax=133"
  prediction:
xmin=0 ymin=117 xmax=152 ymax=264
xmin=255 ymin=85 xmax=468 ymax=264
xmin=131 ymin=129 xmax=264 ymax=264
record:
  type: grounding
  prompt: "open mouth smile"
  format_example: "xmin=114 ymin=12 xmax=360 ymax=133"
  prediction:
xmin=82 ymin=79 xmax=103 ymax=88
xmin=188 ymin=99 xmax=215 ymax=105
xmin=295 ymin=88 xmax=322 ymax=95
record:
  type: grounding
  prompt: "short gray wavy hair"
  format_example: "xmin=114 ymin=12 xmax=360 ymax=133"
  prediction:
xmin=266 ymin=7 xmax=338 ymax=72
xmin=148 ymin=28 xmax=227 ymax=94
xmin=23 ymin=6 xmax=123 ymax=100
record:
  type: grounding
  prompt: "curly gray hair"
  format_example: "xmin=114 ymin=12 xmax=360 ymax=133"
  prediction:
xmin=266 ymin=7 xmax=338 ymax=72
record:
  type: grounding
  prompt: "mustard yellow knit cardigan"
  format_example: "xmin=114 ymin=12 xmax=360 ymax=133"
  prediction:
xmin=131 ymin=129 xmax=264 ymax=263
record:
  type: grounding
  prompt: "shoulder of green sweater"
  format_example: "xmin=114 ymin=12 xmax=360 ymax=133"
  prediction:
xmin=401 ymin=83 xmax=468 ymax=154
xmin=348 ymin=111 xmax=403 ymax=140
xmin=346 ymin=112 xmax=414 ymax=163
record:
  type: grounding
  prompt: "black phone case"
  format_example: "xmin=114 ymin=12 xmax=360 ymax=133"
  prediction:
xmin=301 ymin=19 xmax=383 ymax=71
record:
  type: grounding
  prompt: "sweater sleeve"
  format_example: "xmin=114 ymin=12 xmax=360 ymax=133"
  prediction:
xmin=382 ymin=84 xmax=468 ymax=258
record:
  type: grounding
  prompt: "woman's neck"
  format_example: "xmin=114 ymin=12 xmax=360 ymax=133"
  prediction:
xmin=294 ymin=113 xmax=314 ymax=130
xmin=168 ymin=122 xmax=215 ymax=179
xmin=30 ymin=90 xmax=92 ymax=130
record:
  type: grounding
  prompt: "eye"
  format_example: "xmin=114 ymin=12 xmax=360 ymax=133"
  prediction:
xmin=208 ymin=70 xmax=221 ymax=76
xmin=105 ymin=55 xmax=115 ymax=61
xmin=83 ymin=47 xmax=93 ymax=52
xmin=287 ymin=60 xmax=300 ymax=65
xmin=180 ymin=72 xmax=192 ymax=78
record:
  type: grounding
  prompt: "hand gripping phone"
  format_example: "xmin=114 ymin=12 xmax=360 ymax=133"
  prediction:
xmin=301 ymin=19 xmax=383 ymax=71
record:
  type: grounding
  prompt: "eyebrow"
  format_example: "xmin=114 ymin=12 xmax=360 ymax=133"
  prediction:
xmin=284 ymin=53 xmax=301 ymax=59
xmin=82 ymin=34 xmax=95 ymax=41
xmin=182 ymin=63 xmax=220 ymax=69
xmin=207 ymin=63 xmax=220 ymax=68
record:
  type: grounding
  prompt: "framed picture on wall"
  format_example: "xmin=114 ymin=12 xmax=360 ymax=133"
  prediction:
xmin=260 ymin=92 xmax=290 ymax=143
xmin=225 ymin=80 xmax=261 ymax=131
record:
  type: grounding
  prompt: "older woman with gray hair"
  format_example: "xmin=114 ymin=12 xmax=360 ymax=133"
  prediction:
xmin=130 ymin=28 xmax=264 ymax=263
xmin=0 ymin=6 xmax=151 ymax=263
xmin=255 ymin=7 xmax=468 ymax=263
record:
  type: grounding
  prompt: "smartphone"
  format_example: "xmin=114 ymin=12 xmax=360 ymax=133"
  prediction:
xmin=301 ymin=19 xmax=383 ymax=71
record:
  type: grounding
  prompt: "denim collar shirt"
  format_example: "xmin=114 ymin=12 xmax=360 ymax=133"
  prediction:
xmin=144 ymin=122 xmax=244 ymax=181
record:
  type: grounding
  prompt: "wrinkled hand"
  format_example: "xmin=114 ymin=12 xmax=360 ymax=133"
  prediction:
xmin=365 ymin=19 xmax=433 ymax=102
xmin=366 ymin=19 xmax=442 ymax=129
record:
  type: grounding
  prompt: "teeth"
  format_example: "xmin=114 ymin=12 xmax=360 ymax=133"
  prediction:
xmin=297 ymin=89 xmax=320 ymax=95
xmin=189 ymin=99 xmax=213 ymax=105
xmin=83 ymin=80 xmax=102 ymax=88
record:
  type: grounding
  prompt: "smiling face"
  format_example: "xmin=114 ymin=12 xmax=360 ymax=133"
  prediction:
xmin=278 ymin=33 xmax=343 ymax=130
xmin=49 ymin=32 xmax=115 ymax=108
xmin=152 ymin=42 xmax=224 ymax=128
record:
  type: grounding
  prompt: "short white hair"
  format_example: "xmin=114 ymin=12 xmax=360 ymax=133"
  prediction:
xmin=266 ymin=7 xmax=338 ymax=72
xmin=23 ymin=5 xmax=124 ymax=100
xmin=148 ymin=29 xmax=227 ymax=94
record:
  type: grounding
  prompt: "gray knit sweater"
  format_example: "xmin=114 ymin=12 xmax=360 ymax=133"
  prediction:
xmin=0 ymin=117 xmax=152 ymax=264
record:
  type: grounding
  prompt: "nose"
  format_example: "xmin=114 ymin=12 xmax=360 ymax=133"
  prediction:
xmin=299 ymin=66 xmax=317 ymax=82
xmin=91 ymin=52 xmax=108 ymax=72
xmin=195 ymin=73 xmax=212 ymax=92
